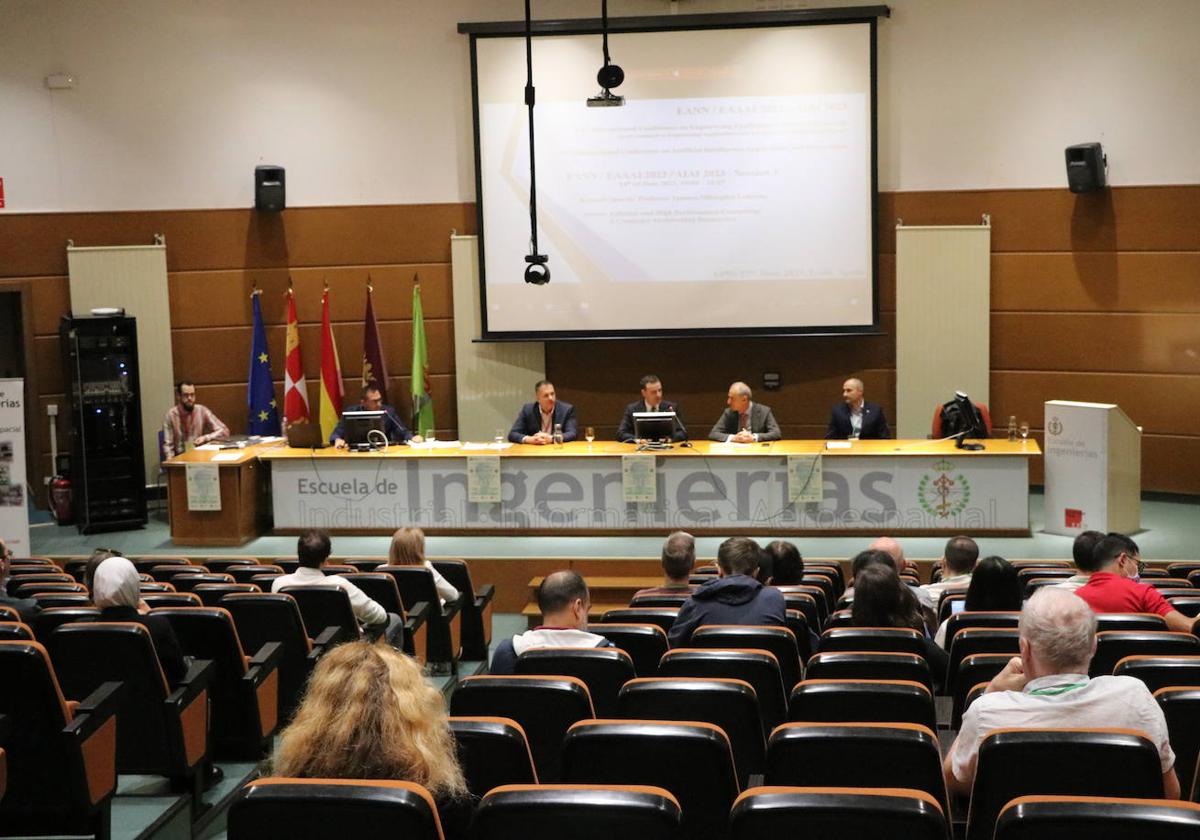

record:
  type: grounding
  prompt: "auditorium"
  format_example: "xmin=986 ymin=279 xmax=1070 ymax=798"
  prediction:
xmin=1 ymin=1 xmax=1199 ymax=837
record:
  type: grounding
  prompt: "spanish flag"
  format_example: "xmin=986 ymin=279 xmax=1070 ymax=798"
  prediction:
xmin=283 ymin=288 xmax=310 ymax=426
xmin=318 ymin=289 xmax=344 ymax=440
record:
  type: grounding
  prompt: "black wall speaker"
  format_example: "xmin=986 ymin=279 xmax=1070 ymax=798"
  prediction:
xmin=1065 ymin=143 xmax=1106 ymax=193
xmin=255 ymin=165 xmax=286 ymax=211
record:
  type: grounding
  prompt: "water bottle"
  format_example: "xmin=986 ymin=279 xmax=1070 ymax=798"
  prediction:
xmin=1007 ymin=415 xmax=1017 ymax=442
xmin=552 ymin=423 xmax=564 ymax=447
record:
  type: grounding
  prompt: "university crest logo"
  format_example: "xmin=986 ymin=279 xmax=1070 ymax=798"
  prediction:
xmin=1047 ymin=416 xmax=1063 ymax=437
xmin=918 ymin=459 xmax=970 ymax=518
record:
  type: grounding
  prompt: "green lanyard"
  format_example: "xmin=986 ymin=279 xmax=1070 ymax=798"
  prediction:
xmin=1027 ymin=682 xmax=1088 ymax=697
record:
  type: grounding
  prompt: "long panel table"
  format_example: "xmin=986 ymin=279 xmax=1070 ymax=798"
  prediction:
xmin=252 ymin=439 xmax=1040 ymax=538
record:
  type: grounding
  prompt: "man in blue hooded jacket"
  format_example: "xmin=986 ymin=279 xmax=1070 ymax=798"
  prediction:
xmin=668 ymin=536 xmax=786 ymax=647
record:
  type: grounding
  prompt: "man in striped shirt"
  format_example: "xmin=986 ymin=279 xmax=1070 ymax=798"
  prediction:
xmin=161 ymin=380 xmax=230 ymax=459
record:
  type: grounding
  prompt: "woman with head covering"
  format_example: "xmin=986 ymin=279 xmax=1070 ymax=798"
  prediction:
xmin=388 ymin=527 xmax=460 ymax=606
xmin=271 ymin=640 xmax=470 ymax=838
xmin=92 ymin=555 xmax=188 ymax=684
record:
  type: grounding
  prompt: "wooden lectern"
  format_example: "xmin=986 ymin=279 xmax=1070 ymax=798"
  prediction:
xmin=1043 ymin=401 xmax=1140 ymax=536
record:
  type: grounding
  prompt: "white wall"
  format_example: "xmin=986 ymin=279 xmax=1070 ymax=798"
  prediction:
xmin=2 ymin=0 xmax=1197 ymax=212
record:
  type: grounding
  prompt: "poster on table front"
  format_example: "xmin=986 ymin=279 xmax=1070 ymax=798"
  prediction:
xmin=0 ymin=379 xmax=30 ymax=555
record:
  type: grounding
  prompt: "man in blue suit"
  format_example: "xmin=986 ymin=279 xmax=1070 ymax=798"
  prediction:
xmin=331 ymin=385 xmax=417 ymax=448
xmin=826 ymin=378 xmax=891 ymax=440
xmin=617 ymin=374 xmax=686 ymax=443
xmin=509 ymin=380 xmax=578 ymax=444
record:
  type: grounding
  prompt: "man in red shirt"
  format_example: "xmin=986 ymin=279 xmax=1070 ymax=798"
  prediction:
xmin=1076 ymin=533 xmax=1197 ymax=634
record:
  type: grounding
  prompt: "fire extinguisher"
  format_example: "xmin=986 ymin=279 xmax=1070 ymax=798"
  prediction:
xmin=50 ymin=475 xmax=73 ymax=525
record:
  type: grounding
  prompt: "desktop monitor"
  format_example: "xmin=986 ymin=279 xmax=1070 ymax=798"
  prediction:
xmin=634 ymin=411 xmax=678 ymax=444
xmin=342 ymin=410 xmax=387 ymax=449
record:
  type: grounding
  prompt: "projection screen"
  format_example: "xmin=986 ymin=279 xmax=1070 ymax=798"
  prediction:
xmin=465 ymin=11 xmax=882 ymax=339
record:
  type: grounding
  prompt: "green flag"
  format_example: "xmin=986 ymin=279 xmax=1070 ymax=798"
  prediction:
xmin=411 ymin=280 xmax=435 ymax=436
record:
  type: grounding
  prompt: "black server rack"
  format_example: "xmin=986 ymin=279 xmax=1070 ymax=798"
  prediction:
xmin=60 ymin=314 xmax=147 ymax=533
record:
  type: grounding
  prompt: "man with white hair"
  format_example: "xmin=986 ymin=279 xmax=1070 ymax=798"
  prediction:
xmin=943 ymin=587 xmax=1179 ymax=799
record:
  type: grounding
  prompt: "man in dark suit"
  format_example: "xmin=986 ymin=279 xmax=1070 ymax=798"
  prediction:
xmin=708 ymin=381 xmax=782 ymax=442
xmin=509 ymin=380 xmax=578 ymax=444
xmin=331 ymin=385 xmax=417 ymax=448
xmin=617 ymin=374 xmax=686 ymax=443
xmin=826 ymin=377 xmax=891 ymax=440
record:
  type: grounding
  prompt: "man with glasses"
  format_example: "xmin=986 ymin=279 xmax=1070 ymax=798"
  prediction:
xmin=0 ymin=538 xmax=40 ymax=623
xmin=162 ymin=380 xmax=230 ymax=459
xmin=1075 ymin=532 xmax=1197 ymax=634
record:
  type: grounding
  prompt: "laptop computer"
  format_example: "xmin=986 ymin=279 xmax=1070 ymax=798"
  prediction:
xmin=285 ymin=422 xmax=326 ymax=449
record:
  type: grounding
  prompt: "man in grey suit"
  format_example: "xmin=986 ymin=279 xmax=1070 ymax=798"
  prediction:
xmin=708 ymin=381 xmax=782 ymax=442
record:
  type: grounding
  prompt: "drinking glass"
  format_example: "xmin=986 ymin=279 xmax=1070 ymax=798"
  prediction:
xmin=585 ymin=426 xmax=595 ymax=447
xmin=494 ymin=429 xmax=504 ymax=445
xmin=1018 ymin=421 xmax=1030 ymax=447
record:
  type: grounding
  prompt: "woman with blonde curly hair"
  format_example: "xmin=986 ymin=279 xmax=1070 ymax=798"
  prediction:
xmin=388 ymin=526 xmax=460 ymax=606
xmin=271 ymin=641 xmax=471 ymax=836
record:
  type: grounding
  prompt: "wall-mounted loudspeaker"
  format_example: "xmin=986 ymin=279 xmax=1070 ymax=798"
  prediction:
xmin=1065 ymin=143 xmax=1106 ymax=193
xmin=255 ymin=165 xmax=286 ymax=211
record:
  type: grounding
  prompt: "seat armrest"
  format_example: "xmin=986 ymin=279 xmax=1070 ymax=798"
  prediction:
xmin=167 ymin=659 xmax=215 ymax=708
xmin=244 ymin=641 xmax=283 ymax=686
xmin=310 ymin=625 xmax=341 ymax=657
xmin=475 ymin=584 xmax=496 ymax=609
xmin=440 ymin=599 xmax=461 ymax=622
xmin=66 ymin=680 xmax=123 ymax=739
xmin=405 ymin=601 xmax=430 ymax=635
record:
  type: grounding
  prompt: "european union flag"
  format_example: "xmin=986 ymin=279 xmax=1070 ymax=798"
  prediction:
xmin=247 ymin=293 xmax=281 ymax=435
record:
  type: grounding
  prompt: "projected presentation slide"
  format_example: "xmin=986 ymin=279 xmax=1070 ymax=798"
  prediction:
xmin=474 ymin=23 xmax=876 ymax=337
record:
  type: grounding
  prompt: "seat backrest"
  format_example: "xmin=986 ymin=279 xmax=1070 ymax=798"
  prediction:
xmin=601 ymin=608 xmax=679 ymax=635
xmin=967 ymin=728 xmax=1164 ymax=840
xmin=1167 ymin=562 xmax=1200 ymax=578
xmin=227 ymin=565 xmax=286 ymax=585
xmin=194 ymin=583 xmax=261 ymax=607
xmin=1096 ymin=613 xmax=1169 ymax=632
xmin=338 ymin=573 xmax=406 ymax=615
xmin=202 ymin=557 xmax=259 ymax=574
xmin=514 ymin=647 xmax=635 ymax=719
xmin=1091 ymin=631 xmax=1200 ymax=677
xmin=995 ymin=794 xmax=1200 ymax=840
xmin=228 ymin=778 xmax=445 ymax=839
xmin=281 ymin=586 xmax=362 ymax=645
xmin=339 ymin=557 xmax=388 ymax=573
xmin=141 ymin=592 xmax=203 ymax=608
xmin=14 ymin=581 xmax=85 ymax=598
xmin=947 ymin=628 xmax=1021 ymax=689
xmin=133 ymin=556 xmax=192 ymax=572
xmin=1145 ymin=578 xmax=1193 ymax=590
xmin=805 ymin=651 xmax=932 ymax=692
xmin=942 ymin=611 xmax=1020 ymax=650
xmin=154 ymin=606 xmax=249 ymax=684
xmin=221 ymin=592 xmax=312 ymax=721
xmin=1167 ymin=596 xmax=1200 ymax=618
xmin=0 ymin=605 xmax=17 ymax=622
xmin=591 ymin=624 xmax=668 ymax=678
xmin=33 ymin=593 xmax=91 ymax=609
xmin=1114 ymin=655 xmax=1200 ymax=693
xmin=788 ymin=678 xmax=937 ymax=731
xmin=562 ymin=719 xmax=737 ymax=840
xmin=0 ymin=623 xmax=33 ymax=641
xmin=47 ymin=622 xmax=175 ymax=772
xmin=430 ymin=559 xmax=475 ymax=599
xmin=730 ymin=785 xmax=947 ymax=840
xmin=819 ymin=627 xmax=927 ymax=658
xmin=1154 ymin=687 xmax=1200 ymax=801
xmin=776 ymin=585 xmax=828 ymax=626
xmin=825 ymin=608 xmax=854 ymax=628
xmin=29 ymin=607 xmax=101 ymax=641
xmin=448 ymin=716 xmax=538 ymax=799
xmin=765 ymin=722 xmax=948 ymax=814
xmin=690 ymin=625 xmax=802 ymax=692
xmin=170 ymin=573 xmax=235 ymax=592
xmin=659 ymin=647 xmax=787 ymax=733
xmin=951 ymin=653 xmax=1014 ymax=729
xmin=628 ymin=593 xmax=690 ymax=608
xmin=449 ymin=675 xmax=594 ymax=783
xmin=938 ymin=593 xmax=968 ymax=622
xmin=375 ymin=565 xmax=439 ymax=608
xmin=779 ymin=591 xmax=820 ymax=634
xmin=474 ymin=783 xmax=681 ymax=840
xmin=618 ymin=676 xmax=764 ymax=784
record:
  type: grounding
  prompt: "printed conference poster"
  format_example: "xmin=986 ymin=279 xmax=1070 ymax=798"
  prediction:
xmin=0 ymin=379 xmax=30 ymax=554
xmin=787 ymin=454 xmax=823 ymax=503
xmin=466 ymin=455 xmax=502 ymax=503
xmin=622 ymin=453 xmax=657 ymax=503
xmin=185 ymin=463 xmax=222 ymax=511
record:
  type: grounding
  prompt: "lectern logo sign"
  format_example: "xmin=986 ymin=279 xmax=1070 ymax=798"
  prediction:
xmin=918 ymin=459 xmax=970 ymax=518
xmin=1047 ymin=416 xmax=1063 ymax=436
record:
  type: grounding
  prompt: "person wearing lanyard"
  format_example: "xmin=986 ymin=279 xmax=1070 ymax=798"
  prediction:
xmin=942 ymin=587 xmax=1180 ymax=799
xmin=161 ymin=380 xmax=230 ymax=459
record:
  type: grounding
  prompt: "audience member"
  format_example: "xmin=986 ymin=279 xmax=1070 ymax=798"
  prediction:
xmin=1075 ymin=533 xmax=1197 ymax=633
xmin=851 ymin=563 xmax=948 ymax=689
xmin=91 ymin=556 xmax=188 ymax=684
xmin=0 ymin=537 xmax=40 ymax=624
xmin=633 ymin=531 xmax=696 ymax=598
xmin=943 ymin=588 xmax=1179 ymax=799
xmin=935 ymin=556 xmax=1022 ymax=648
xmin=763 ymin=540 xmax=805 ymax=585
xmin=271 ymin=641 xmax=471 ymax=839
xmin=668 ymin=537 xmax=786 ymax=647
xmin=1055 ymin=530 xmax=1105 ymax=591
xmin=273 ymin=529 xmax=403 ymax=646
xmin=388 ymin=527 xmax=460 ymax=606
xmin=870 ymin=534 xmax=936 ymax=615
xmin=921 ymin=535 xmax=980 ymax=602
xmin=491 ymin=570 xmax=612 ymax=674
